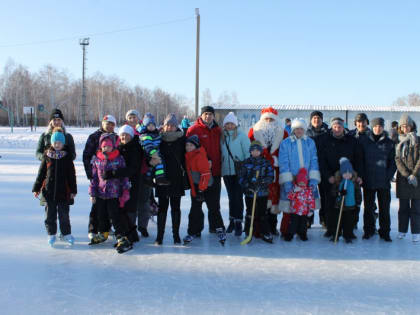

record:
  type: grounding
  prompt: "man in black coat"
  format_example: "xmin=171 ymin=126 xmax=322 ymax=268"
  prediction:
xmin=306 ymin=110 xmax=329 ymax=227
xmin=82 ymin=114 xmax=117 ymax=238
xmin=318 ymin=117 xmax=364 ymax=238
xmin=359 ymin=117 xmax=396 ymax=241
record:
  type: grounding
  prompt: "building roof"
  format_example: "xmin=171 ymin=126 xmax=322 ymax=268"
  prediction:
xmin=213 ymin=104 xmax=420 ymax=112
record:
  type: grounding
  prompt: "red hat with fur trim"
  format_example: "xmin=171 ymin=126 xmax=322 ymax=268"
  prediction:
xmin=260 ymin=107 xmax=278 ymax=121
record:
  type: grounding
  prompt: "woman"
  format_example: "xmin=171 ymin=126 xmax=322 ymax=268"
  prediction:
xmin=36 ymin=108 xmax=76 ymax=161
xmin=278 ymin=118 xmax=321 ymax=241
xmin=220 ymin=112 xmax=250 ymax=235
xmin=395 ymin=114 xmax=420 ymax=243
xmin=154 ymin=113 xmax=186 ymax=245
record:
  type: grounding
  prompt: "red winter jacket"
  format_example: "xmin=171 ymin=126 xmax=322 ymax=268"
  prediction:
xmin=185 ymin=146 xmax=212 ymax=197
xmin=186 ymin=118 xmax=222 ymax=176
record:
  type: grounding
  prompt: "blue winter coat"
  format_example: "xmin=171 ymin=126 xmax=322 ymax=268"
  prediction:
xmin=181 ymin=118 xmax=191 ymax=129
xmin=221 ymin=129 xmax=250 ymax=176
xmin=239 ymin=156 xmax=274 ymax=197
xmin=278 ymin=135 xmax=321 ymax=212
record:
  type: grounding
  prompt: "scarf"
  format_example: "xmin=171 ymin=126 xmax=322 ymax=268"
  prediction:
xmin=46 ymin=148 xmax=67 ymax=159
xmin=396 ymin=132 xmax=418 ymax=159
xmin=96 ymin=149 xmax=120 ymax=161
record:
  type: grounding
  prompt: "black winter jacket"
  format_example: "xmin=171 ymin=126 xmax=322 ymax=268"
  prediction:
xmin=36 ymin=127 xmax=76 ymax=161
xmin=33 ymin=149 xmax=77 ymax=202
xmin=155 ymin=130 xmax=186 ymax=198
xmin=82 ymin=128 xmax=110 ymax=180
xmin=359 ymin=131 xmax=396 ymax=189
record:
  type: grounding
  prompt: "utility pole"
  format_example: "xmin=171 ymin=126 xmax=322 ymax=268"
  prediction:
xmin=79 ymin=38 xmax=90 ymax=127
xmin=195 ymin=8 xmax=200 ymax=118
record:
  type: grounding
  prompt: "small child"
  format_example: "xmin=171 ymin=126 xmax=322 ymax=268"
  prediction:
xmin=137 ymin=112 xmax=170 ymax=186
xmin=183 ymin=135 xmax=227 ymax=245
xmin=285 ymin=168 xmax=315 ymax=241
xmin=32 ymin=127 xmax=77 ymax=247
xmin=239 ymin=141 xmax=275 ymax=243
xmin=89 ymin=133 xmax=133 ymax=253
xmin=330 ymin=157 xmax=362 ymax=243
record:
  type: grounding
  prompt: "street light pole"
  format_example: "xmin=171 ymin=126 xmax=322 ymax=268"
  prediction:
xmin=79 ymin=38 xmax=90 ymax=127
xmin=195 ymin=8 xmax=200 ymax=118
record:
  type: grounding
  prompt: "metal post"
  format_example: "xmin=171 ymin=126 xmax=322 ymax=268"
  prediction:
xmin=80 ymin=38 xmax=90 ymax=127
xmin=195 ymin=8 xmax=200 ymax=118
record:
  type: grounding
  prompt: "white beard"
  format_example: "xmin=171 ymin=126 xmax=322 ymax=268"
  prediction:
xmin=258 ymin=120 xmax=280 ymax=148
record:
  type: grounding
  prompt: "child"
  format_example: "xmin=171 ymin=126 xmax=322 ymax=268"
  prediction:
xmin=330 ymin=157 xmax=362 ymax=243
xmin=239 ymin=141 xmax=275 ymax=243
xmin=32 ymin=127 xmax=77 ymax=247
xmin=183 ymin=135 xmax=227 ymax=245
xmin=89 ymin=133 xmax=133 ymax=253
xmin=137 ymin=112 xmax=170 ymax=186
xmin=285 ymin=168 xmax=315 ymax=241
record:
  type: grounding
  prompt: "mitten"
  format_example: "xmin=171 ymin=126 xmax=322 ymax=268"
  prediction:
xmin=119 ymin=190 xmax=130 ymax=208
xmin=283 ymin=182 xmax=293 ymax=193
xmin=309 ymin=179 xmax=318 ymax=188
xmin=408 ymin=175 xmax=418 ymax=187
xmin=307 ymin=210 xmax=314 ymax=217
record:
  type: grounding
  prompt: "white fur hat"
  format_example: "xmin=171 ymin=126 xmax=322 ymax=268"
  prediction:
xmin=291 ymin=118 xmax=307 ymax=133
xmin=118 ymin=124 xmax=134 ymax=138
xmin=223 ymin=112 xmax=238 ymax=126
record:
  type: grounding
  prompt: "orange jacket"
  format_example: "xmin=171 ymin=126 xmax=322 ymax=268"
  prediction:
xmin=185 ymin=146 xmax=212 ymax=197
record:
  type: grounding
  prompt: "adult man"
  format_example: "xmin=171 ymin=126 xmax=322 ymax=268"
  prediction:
xmin=248 ymin=107 xmax=287 ymax=235
xmin=186 ymin=106 xmax=225 ymax=235
xmin=359 ymin=117 xmax=396 ymax=241
xmin=306 ymin=110 xmax=329 ymax=227
xmin=83 ymin=114 xmax=117 ymax=239
xmin=318 ymin=117 xmax=364 ymax=238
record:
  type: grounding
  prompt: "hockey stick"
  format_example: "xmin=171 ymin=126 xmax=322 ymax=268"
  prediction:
xmin=241 ymin=170 xmax=259 ymax=245
xmin=334 ymin=179 xmax=348 ymax=244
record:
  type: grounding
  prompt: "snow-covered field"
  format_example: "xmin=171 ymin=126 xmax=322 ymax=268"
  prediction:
xmin=0 ymin=127 xmax=419 ymax=315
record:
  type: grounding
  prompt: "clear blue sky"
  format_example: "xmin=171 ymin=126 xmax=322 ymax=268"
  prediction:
xmin=1 ymin=0 xmax=420 ymax=107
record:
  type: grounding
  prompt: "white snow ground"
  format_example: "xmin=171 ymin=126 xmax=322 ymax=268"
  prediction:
xmin=0 ymin=127 xmax=419 ymax=315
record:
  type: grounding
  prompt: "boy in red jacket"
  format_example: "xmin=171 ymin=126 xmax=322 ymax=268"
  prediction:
xmin=183 ymin=135 xmax=226 ymax=245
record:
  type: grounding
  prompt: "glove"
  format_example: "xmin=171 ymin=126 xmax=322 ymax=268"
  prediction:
xmin=119 ymin=190 xmax=130 ymax=208
xmin=339 ymin=189 xmax=347 ymax=196
xmin=309 ymin=179 xmax=318 ymax=188
xmin=408 ymin=175 xmax=418 ymax=187
xmin=102 ymin=170 xmax=115 ymax=180
xmin=283 ymin=182 xmax=293 ymax=193
xmin=195 ymin=190 xmax=205 ymax=202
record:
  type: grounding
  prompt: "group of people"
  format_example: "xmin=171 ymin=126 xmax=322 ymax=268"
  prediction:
xmin=32 ymin=105 xmax=420 ymax=254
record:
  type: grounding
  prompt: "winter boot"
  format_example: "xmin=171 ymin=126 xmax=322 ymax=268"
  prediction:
xmin=298 ymin=233 xmax=308 ymax=241
xmin=48 ymin=235 xmax=56 ymax=247
xmin=63 ymin=234 xmax=75 ymax=245
xmin=171 ymin=210 xmax=181 ymax=244
xmin=89 ymin=232 xmax=109 ymax=245
xmin=234 ymin=219 xmax=243 ymax=236
xmin=398 ymin=232 xmax=406 ymax=239
xmin=344 ymin=237 xmax=353 ymax=244
xmin=183 ymin=234 xmax=194 ymax=245
xmin=138 ymin=227 xmax=149 ymax=238
xmin=156 ymin=177 xmax=171 ymax=186
xmin=244 ymin=216 xmax=251 ymax=236
xmin=116 ymin=237 xmax=133 ymax=254
xmin=155 ymin=210 xmax=167 ymax=246
xmin=262 ymin=234 xmax=273 ymax=244
xmin=283 ymin=233 xmax=293 ymax=242
xmin=216 ymin=228 xmax=227 ymax=246
xmin=412 ymin=234 xmax=420 ymax=243
xmin=226 ymin=219 xmax=234 ymax=233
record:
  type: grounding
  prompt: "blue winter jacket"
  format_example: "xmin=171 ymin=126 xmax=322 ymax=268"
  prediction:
xmin=221 ymin=129 xmax=250 ymax=176
xmin=137 ymin=126 xmax=161 ymax=158
xmin=278 ymin=135 xmax=321 ymax=212
xmin=181 ymin=118 xmax=191 ymax=129
xmin=239 ymin=156 xmax=274 ymax=197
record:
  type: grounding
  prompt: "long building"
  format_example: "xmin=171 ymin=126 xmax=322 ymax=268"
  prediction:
xmin=212 ymin=104 xmax=420 ymax=132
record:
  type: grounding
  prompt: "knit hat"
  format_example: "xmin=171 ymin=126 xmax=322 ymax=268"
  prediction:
xmin=142 ymin=112 xmax=156 ymax=127
xmin=163 ymin=113 xmax=178 ymax=126
xmin=103 ymin=114 xmax=117 ymax=125
xmin=330 ymin=117 xmax=344 ymax=127
xmin=125 ymin=109 xmax=140 ymax=120
xmin=296 ymin=168 xmax=308 ymax=186
xmin=310 ymin=111 xmax=323 ymax=120
xmin=99 ymin=133 xmax=118 ymax=149
xmin=339 ymin=157 xmax=354 ymax=175
xmin=186 ymin=135 xmax=200 ymax=148
xmin=355 ymin=113 xmax=369 ymax=123
xmin=291 ymin=118 xmax=307 ymax=133
xmin=371 ymin=117 xmax=384 ymax=128
xmin=50 ymin=108 xmax=64 ymax=122
xmin=201 ymin=106 xmax=215 ymax=115
xmin=249 ymin=140 xmax=263 ymax=153
xmin=223 ymin=112 xmax=238 ymax=127
xmin=51 ymin=127 xmax=65 ymax=145
xmin=118 ymin=125 xmax=134 ymax=138
xmin=399 ymin=114 xmax=414 ymax=127
xmin=260 ymin=107 xmax=278 ymax=121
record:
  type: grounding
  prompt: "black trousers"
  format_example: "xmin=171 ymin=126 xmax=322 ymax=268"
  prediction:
xmin=45 ymin=200 xmax=71 ymax=236
xmin=329 ymin=207 xmax=355 ymax=239
xmin=88 ymin=202 xmax=111 ymax=234
xmin=289 ymin=214 xmax=308 ymax=237
xmin=318 ymin=182 xmax=327 ymax=223
xmin=223 ymin=175 xmax=244 ymax=220
xmin=157 ymin=196 xmax=182 ymax=240
xmin=244 ymin=196 xmax=270 ymax=236
xmin=187 ymin=184 xmax=225 ymax=236
xmin=95 ymin=198 xmax=128 ymax=237
xmin=363 ymin=188 xmax=391 ymax=235
xmin=398 ymin=199 xmax=420 ymax=234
